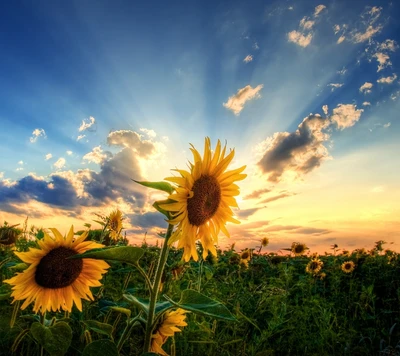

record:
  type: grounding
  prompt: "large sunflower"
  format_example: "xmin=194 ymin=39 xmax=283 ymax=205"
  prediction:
xmin=4 ymin=226 xmax=109 ymax=314
xmin=160 ymin=137 xmax=246 ymax=261
xmin=150 ymin=308 xmax=188 ymax=356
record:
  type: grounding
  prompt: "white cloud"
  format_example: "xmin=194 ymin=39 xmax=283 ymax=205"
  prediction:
xmin=383 ymin=122 xmax=391 ymax=128
xmin=378 ymin=39 xmax=398 ymax=52
xmin=45 ymin=153 xmax=53 ymax=161
xmin=223 ymin=84 xmax=264 ymax=115
xmin=353 ymin=25 xmax=382 ymax=43
xmin=18 ymin=160 xmax=23 ymax=165
xmin=359 ymin=82 xmax=373 ymax=94
xmin=328 ymin=83 xmax=344 ymax=91
xmin=0 ymin=172 xmax=3 ymax=179
xmin=337 ymin=68 xmax=347 ymax=75
xmin=314 ymin=4 xmax=326 ymax=17
xmin=362 ymin=101 xmax=371 ymax=106
xmin=371 ymin=186 xmax=384 ymax=193
xmin=337 ymin=36 xmax=346 ymax=44
xmin=333 ymin=24 xmax=340 ymax=34
xmin=253 ymin=42 xmax=259 ymax=50
xmin=322 ymin=105 xmax=328 ymax=115
xmin=66 ymin=150 xmax=73 ymax=156
xmin=331 ymin=104 xmax=363 ymax=129
xmin=288 ymin=31 xmax=313 ymax=47
xmin=16 ymin=167 xmax=24 ymax=171
xmin=373 ymin=52 xmax=392 ymax=72
xmin=377 ymin=74 xmax=397 ymax=84
xmin=243 ymin=55 xmax=253 ymax=63
xmin=77 ymin=134 xmax=86 ymax=141
xmin=300 ymin=17 xmax=315 ymax=30
xmin=78 ymin=116 xmax=96 ymax=132
xmin=30 ymin=128 xmax=46 ymax=143
xmin=139 ymin=128 xmax=157 ymax=138
xmin=53 ymin=158 xmax=66 ymax=170
xmin=82 ymin=146 xmax=111 ymax=165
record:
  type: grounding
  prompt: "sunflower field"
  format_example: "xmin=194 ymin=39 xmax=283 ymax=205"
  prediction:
xmin=0 ymin=138 xmax=399 ymax=356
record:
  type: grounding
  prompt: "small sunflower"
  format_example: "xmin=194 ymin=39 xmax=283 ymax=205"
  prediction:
xmin=341 ymin=261 xmax=355 ymax=273
xmin=318 ymin=272 xmax=327 ymax=280
xmin=4 ymin=226 xmax=109 ymax=314
xmin=261 ymin=237 xmax=269 ymax=247
xmin=239 ymin=249 xmax=251 ymax=268
xmin=291 ymin=242 xmax=307 ymax=256
xmin=108 ymin=209 xmax=123 ymax=240
xmin=0 ymin=226 xmax=19 ymax=246
xmin=150 ymin=308 xmax=188 ymax=356
xmin=305 ymin=258 xmax=323 ymax=275
xmin=160 ymin=137 xmax=246 ymax=261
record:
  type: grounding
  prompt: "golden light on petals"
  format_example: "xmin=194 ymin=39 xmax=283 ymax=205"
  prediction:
xmin=341 ymin=261 xmax=355 ymax=273
xmin=291 ymin=242 xmax=307 ymax=256
xmin=108 ymin=209 xmax=123 ymax=240
xmin=4 ymin=226 xmax=109 ymax=314
xmin=160 ymin=137 xmax=246 ymax=261
xmin=306 ymin=258 xmax=324 ymax=275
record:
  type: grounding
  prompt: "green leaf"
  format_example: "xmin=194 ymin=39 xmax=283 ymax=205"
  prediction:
xmin=123 ymin=294 xmax=173 ymax=316
xmin=83 ymin=320 xmax=113 ymax=338
xmin=164 ymin=289 xmax=236 ymax=321
xmin=133 ymin=180 xmax=175 ymax=194
xmin=10 ymin=263 xmax=28 ymax=271
xmin=71 ymin=246 xmax=144 ymax=265
xmin=152 ymin=200 xmax=172 ymax=219
xmin=82 ymin=340 xmax=118 ymax=356
xmin=30 ymin=322 xmax=72 ymax=356
xmin=110 ymin=306 xmax=131 ymax=318
xmin=93 ymin=220 xmax=105 ymax=227
xmin=0 ymin=292 xmax=11 ymax=301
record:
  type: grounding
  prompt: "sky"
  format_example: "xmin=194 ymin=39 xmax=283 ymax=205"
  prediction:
xmin=1 ymin=0 xmax=399 ymax=254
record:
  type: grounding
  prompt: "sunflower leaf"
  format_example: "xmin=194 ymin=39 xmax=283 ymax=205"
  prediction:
xmin=123 ymin=294 xmax=173 ymax=316
xmin=82 ymin=340 xmax=118 ymax=356
xmin=132 ymin=180 xmax=175 ymax=194
xmin=110 ymin=306 xmax=131 ymax=318
xmin=71 ymin=246 xmax=145 ymax=265
xmin=163 ymin=289 xmax=236 ymax=321
xmin=83 ymin=320 xmax=113 ymax=338
xmin=30 ymin=322 xmax=72 ymax=356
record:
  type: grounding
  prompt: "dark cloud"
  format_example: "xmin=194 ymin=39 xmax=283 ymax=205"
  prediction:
xmin=258 ymin=114 xmax=330 ymax=182
xmin=289 ymin=227 xmax=332 ymax=236
xmin=128 ymin=211 xmax=167 ymax=230
xmin=243 ymin=188 xmax=271 ymax=200
xmin=235 ymin=208 xmax=261 ymax=219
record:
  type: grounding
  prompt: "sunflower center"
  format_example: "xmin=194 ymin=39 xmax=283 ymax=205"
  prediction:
xmin=187 ymin=175 xmax=221 ymax=226
xmin=35 ymin=247 xmax=83 ymax=289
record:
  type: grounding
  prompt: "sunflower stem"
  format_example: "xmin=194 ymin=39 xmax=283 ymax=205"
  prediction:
xmin=116 ymin=312 xmax=143 ymax=352
xmin=143 ymin=223 xmax=173 ymax=353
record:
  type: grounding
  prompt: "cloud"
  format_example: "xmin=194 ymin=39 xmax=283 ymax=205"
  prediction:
xmin=377 ymin=74 xmax=397 ymax=84
xmin=77 ymin=134 xmax=86 ymax=141
xmin=66 ymin=150 xmax=73 ymax=156
xmin=45 ymin=153 xmax=52 ymax=161
xmin=353 ymin=25 xmax=382 ymax=43
xmin=243 ymin=55 xmax=253 ymax=63
xmin=337 ymin=36 xmax=345 ymax=44
xmin=127 ymin=211 xmax=166 ymax=230
xmin=223 ymin=84 xmax=263 ymax=115
xmin=331 ymin=104 xmax=363 ymax=130
xmin=0 ymin=172 xmax=3 ymax=179
xmin=257 ymin=114 xmax=331 ymax=182
xmin=260 ymin=192 xmax=296 ymax=204
xmin=18 ymin=161 xmax=23 ymax=165
xmin=78 ymin=116 xmax=96 ymax=132
xmin=383 ymin=122 xmax=391 ymax=128
xmin=359 ymin=82 xmax=373 ymax=94
xmin=287 ymin=31 xmax=313 ymax=47
xmin=289 ymin=227 xmax=332 ymax=235
xmin=107 ymin=130 xmax=155 ymax=156
xmin=371 ymin=186 xmax=384 ymax=193
xmin=373 ymin=52 xmax=392 ymax=72
xmin=243 ymin=188 xmax=272 ymax=200
xmin=82 ymin=146 xmax=112 ymax=165
xmin=328 ymin=83 xmax=344 ymax=91
xmin=139 ymin=128 xmax=157 ymax=138
xmin=314 ymin=4 xmax=326 ymax=17
xmin=322 ymin=105 xmax=328 ymax=115
xmin=362 ymin=102 xmax=371 ymax=106
xmin=378 ymin=39 xmax=398 ymax=52
xmin=333 ymin=24 xmax=340 ymax=34
xmin=30 ymin=128 xmax=46 ymax=143
xmin=235 ymin=208 xmax=261 ymax=220
xmin=53 ymin=158 xmax=66 ymax=170
xmin=300 ymin=17 xmax=315 ymax=30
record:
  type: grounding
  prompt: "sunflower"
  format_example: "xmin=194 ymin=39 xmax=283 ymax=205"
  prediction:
xmin=341 ymin=261 xmax=355 ymax=273
xmin=305 ymin=258 xmax=323 ymax=275
xmin=239 ymin=249 xmax=251 ymax=268
xmin=160 ymin=137 xmax=246 ymax=261
xmin=291 ymin=242 xmax=307 ymax=256
xmin=150 ymin=308 xmax=189 ymax=356
xmin=108 ymin=209 xmax=123 ymax=240
xmin=261 ymin=237 xmax=269 ymax=247
xmin=4 ymin=226 xmax=109 ymax=314
xmin=0 ymin=226 xmax=19 ymax=246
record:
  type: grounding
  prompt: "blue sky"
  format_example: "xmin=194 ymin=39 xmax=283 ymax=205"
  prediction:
xmin=1 ymin=0 xmax=399 ymax=253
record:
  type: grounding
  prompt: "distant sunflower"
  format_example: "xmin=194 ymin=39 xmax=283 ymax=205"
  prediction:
xmin=341 ymin=261 xmax=355 ymax=273
xmin=306 ymin=258 xmax=323 ymax=275
xmin=108 ymin=209 xmax=123 ymax=240
xmin=291 ymin=242 xmax=307 ymax=256
xmin=150 ymin=308 xmax=188 ymax=356
xmin=4 ymin=226 xmax=109 ymax=314
xmin=160 ymin=137 xmax=246 ymax=261
xmin=0 ymin=226 xmax=19 ymax=246
xmin=239 ymin=249 xmax=251 ymax=268
xmin=261 ymin=237 xmax=269 ymax=247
